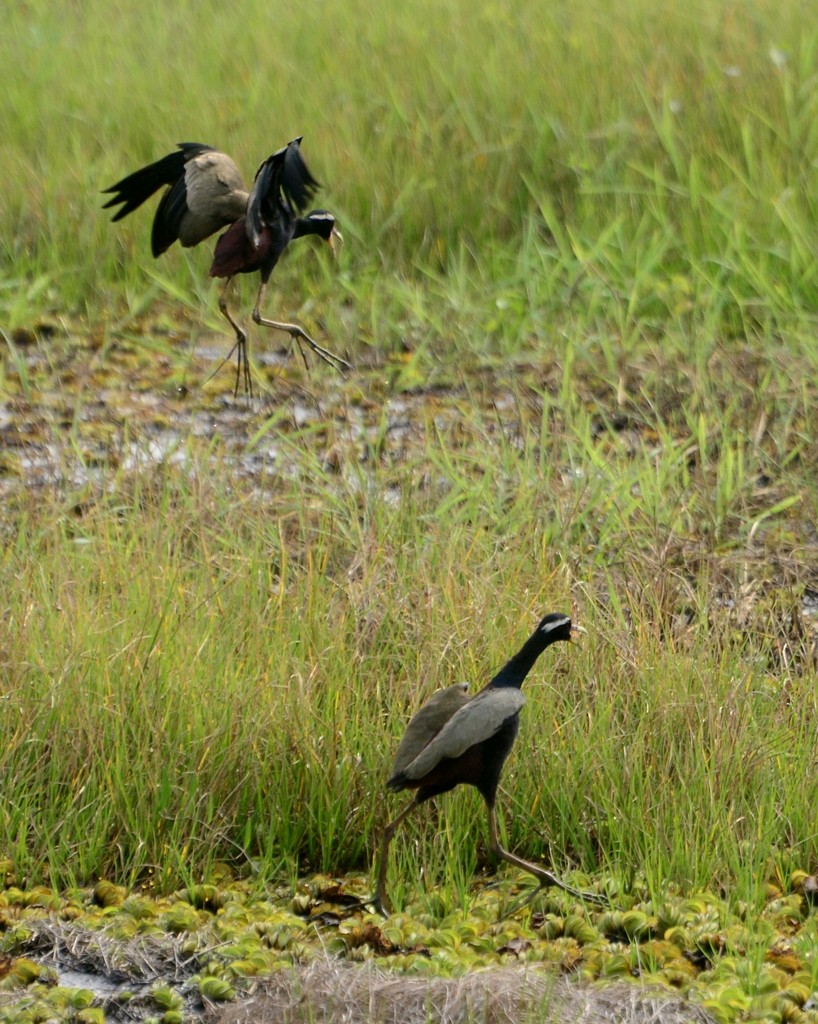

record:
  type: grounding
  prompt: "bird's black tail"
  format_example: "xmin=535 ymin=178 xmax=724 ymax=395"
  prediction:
xmin=386 ymin=771 xmax=409 ymax=792
xmin=102 ymin=143 xmax=213 ymax=221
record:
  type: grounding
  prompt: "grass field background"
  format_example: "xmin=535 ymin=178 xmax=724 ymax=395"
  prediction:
xmin=1 ymin=0 xmax=817 ymax=927
xmin=5 ymin=0 xmax=818 ymax=333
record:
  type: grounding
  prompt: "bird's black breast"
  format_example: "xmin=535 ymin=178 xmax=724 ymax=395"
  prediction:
xmin=257 ymin=217 xmax=295 ymax=280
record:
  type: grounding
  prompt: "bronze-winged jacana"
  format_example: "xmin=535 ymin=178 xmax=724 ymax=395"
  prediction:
xmin=103 ymin=137 xmax=349 ymax=395
xmin=373 ymin=612 xmax=602 ymax=915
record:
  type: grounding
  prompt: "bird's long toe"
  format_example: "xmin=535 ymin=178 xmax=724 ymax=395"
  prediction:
xmin=371 ymin=893 xmax=390 ymax=918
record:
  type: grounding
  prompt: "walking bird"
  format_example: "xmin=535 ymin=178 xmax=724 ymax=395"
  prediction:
xmin=103 ymin=137 xmax=349 ymax=395
xmin=372 ymin=612 xmax=602 ymax=915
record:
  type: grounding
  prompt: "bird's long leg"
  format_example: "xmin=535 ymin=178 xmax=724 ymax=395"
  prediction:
xmin=252 ymin=280 xmax=352 ymax=373
xmin=487 ymin=804 xmax=605 ymax=908
xmin=217 ymin=277 xmax=253 ymax=397
xmin=370 ymin=797 xmax=419 ymax=917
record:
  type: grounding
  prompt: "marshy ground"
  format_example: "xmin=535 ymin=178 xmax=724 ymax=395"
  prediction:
xmin=2 ymin=865 xmax=815 ymax=1023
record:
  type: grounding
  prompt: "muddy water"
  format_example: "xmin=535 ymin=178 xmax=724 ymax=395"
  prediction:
xmin=0 ymin=328 xmax=476 ymax=499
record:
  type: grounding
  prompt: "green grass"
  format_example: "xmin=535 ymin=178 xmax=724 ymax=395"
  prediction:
xmin=4 ymin=0 xmax=818 ymax=339
xmin=1 ymin=0 xmax=817 ymax=929
xmin=1 ymin=353 xmax=816 ymax=904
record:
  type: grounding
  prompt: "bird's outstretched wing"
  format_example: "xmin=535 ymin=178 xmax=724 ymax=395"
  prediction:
xmin=102 ymin=143 xmax=213 ymax=223
xmin=102 ymin=143 xmax=249 ymax=257
xmin=400 ymin=688 xmax=526 ymax=782
xmin=246 ymin=137 xmax=320 ymax=247
xmin=154 ymin=148 xmax=247 ymax=256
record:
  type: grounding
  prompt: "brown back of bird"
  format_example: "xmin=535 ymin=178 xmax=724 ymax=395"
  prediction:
xmin=390 ymin=682 xmax=471 ymax=778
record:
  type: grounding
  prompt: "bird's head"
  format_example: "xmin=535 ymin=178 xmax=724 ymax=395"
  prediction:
xmin=537 ymin=612 xmax=584 ymax=643
xmin=302 ymin=210 xmax=343 ymax=255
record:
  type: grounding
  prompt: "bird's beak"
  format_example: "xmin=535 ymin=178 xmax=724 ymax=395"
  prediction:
xmin=570 ymin=623 xmax=587 ymax=642
xmin=328 ymin=225 xmax=343 ymax=258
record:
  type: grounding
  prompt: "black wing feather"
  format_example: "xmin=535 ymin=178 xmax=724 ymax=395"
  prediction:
xmin=102 ymin=143 xmax=215 ymax=258
xmin=246 ymin=137 xmax=320 ymax=247
xmin=150 ymin=179 xmax=187 ymax=257
xmin=101 ymin=143 xmax=213 ymax=224
xmin=279 ymin=136 xmax=320 ymax=210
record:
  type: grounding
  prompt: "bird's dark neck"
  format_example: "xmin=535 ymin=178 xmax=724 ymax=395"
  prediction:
xmin=487 ymin=629 xmax=554 ymax=689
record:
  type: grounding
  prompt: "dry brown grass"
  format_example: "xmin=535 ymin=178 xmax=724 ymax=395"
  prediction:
xmin=213 ymin=957 xmax=716 ymax=1024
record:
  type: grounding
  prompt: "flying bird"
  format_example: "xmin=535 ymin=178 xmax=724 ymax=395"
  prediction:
xmin=103 ymin=137 xmax=349 ymax=395
xmin=372 ymin=612 xmax=603 ymax=915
